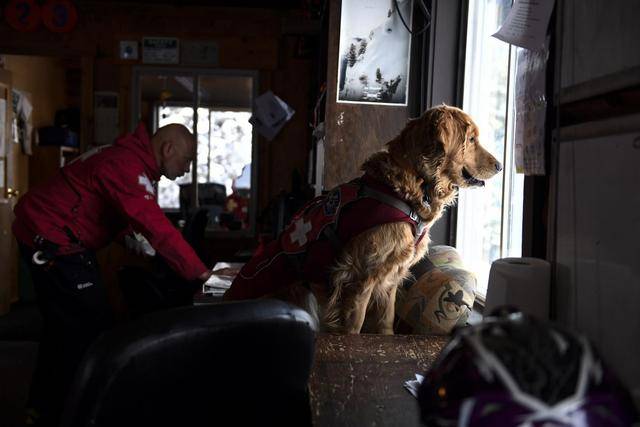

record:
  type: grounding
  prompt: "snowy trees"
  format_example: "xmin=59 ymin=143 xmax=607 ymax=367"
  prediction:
xmin=358 ymin=39 xmax=368 ymax=56
xmin=381 ymin=76 xmax=402 ymax=102
xmin=347 ymin=39 xmax=369 ymax=68
xmin=347 ymin=43 xmax=358 ymax=67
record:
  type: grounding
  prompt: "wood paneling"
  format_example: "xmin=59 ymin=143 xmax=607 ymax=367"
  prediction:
xmin=267 ymin=36 xmax=313 ymax=197
xmin=560 ymin=0 xmax=640 ymax=95
xmin=323 ymin=0 xmax=409 ymax=189
xmin=555 ymin=130 xmax=640 ymax=405
xmin=560 ymin=85 xmax=640 ymax=127
xmin=6 ymin=56 xmax=67 ymax=130
xmin=0 ymin=5 xmax=280 ymax=70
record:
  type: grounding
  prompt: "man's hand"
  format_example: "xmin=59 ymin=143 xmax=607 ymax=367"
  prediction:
xmin=198 ymin=270 xmax=213 ymax=282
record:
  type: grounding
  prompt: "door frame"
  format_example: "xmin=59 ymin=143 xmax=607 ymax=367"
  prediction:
xmin=131 ymin=67 xmax=259 ymax=237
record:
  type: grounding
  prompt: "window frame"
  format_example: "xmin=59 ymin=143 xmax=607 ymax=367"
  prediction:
xmin=452 ymin=0 xmax=525 ymax=301
xmin=131 ymin=67 xmax=259 ymax=237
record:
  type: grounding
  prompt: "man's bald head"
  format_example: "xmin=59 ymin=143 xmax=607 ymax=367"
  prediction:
xmin=151 ymin=124 xmax=197 ymax=180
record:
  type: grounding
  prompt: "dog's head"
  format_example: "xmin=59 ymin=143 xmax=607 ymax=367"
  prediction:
xmin=388 ymin=105 xmax=502 ymax=193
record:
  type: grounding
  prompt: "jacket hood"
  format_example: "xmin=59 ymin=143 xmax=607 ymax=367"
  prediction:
xmin=114 ymin=123 xmax=161 ymax=180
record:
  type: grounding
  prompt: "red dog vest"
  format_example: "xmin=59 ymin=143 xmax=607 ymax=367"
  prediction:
xmin=225 ymin=175 xmax=427 ymax=300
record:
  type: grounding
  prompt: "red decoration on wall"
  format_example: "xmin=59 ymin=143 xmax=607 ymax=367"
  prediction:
xmin=5 ymin=0 xmax=41 ymax=32
xmin=42 ymin=0 xmax=78 ymax=33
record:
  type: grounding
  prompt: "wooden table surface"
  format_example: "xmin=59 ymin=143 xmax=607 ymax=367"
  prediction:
xmin=308 ymin=334 xmax=449 ymax=427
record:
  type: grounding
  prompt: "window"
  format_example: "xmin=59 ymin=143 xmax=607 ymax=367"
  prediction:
xmin=134 ymin=69 xmax=256 ymax=233
xmin=456 ymin=0 xmax=524 ymax=298
xmin=157 ymin=107 xmax=252 ymax=210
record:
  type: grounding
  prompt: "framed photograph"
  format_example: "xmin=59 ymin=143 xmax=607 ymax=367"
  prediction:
xmin=336 ymin=0 xmax=413 ymax=106
xmin=142 ymin=37 xmax=180 ymax=64
xmin=119 ymin=40 xmax=139 ymax=60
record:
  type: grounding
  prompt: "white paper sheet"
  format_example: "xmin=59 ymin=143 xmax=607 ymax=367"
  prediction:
xmin=11 ymin=90 xmax=33 ymax=155
xmin=249 ymin=91 xmax=295 ymax=141
xmin=403 ymin=373 xmax=425 ymax=398
xmin=94 ymin=92 xmax=119 ymax=146
xmin=202 ymin=262 xmax=244 ymax=295
xmin=492 ymin=0 xmax=555 ymax=50
xmin=514 ymin=46 xmax=548 ymax=175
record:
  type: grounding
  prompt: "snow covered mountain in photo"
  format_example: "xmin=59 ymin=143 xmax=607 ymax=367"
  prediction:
xmin=338 ymin=0 xmax=412 ymax=104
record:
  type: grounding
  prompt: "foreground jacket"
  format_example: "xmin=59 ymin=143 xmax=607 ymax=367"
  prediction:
xmin=13 ymin=123 xmax=208 ymax=281
xmin=225 ymin=175 xmax=427 ymax=300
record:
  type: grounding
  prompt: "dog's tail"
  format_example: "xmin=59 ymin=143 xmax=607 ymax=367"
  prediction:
xmin=323 ymin=253 xmax=362 ymax=332
xmin=322 ymin=280 xmax=343 ymax=332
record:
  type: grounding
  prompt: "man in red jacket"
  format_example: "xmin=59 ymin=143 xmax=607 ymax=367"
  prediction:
xmin=13 ymin=123 xmax=212 ymax=426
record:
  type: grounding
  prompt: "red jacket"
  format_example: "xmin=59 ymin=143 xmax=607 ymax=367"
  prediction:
xmin=225 ymin=176 xmax=427 ymax=300
xmin=13 ymin=123 xmax=208 ymax=281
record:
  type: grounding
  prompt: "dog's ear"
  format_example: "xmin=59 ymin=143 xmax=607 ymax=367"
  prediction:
xmin=388 ymin=106 xmax=463 ymax=162
xmin=431 ymin=107 xmax=467 ymax=153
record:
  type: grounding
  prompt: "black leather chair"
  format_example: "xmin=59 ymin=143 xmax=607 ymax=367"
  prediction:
xmin=61 ymin=299 xmax=317 ymax=427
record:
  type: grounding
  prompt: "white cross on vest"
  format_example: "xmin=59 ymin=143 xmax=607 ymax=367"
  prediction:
xmin=290 ymin=218 xmax=312 ymax=246
xmin=138 ymin=174 xmax=156 ymax=195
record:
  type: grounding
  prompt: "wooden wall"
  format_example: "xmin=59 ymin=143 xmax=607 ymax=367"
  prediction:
xmin=323 ymin=0 xmax=409 ymax=189
xmin=552 ymin=0 xmax=640 ymax=408
xmin=0 ymin=3 xmax=315 ymax=215
xmin=560 ymin=0 xmax=640 ymax=93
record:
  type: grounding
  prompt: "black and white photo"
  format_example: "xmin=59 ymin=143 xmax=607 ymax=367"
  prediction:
xmin=337 ymin=0 xmax=413 ymax=105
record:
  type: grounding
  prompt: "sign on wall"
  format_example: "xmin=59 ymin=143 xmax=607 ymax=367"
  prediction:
xmin=4 ymin=0 xmax=42 ymax=32
xmin=336 ymin=0 xmax=413 ymax=106
xmin=119 ymin=40 xmax=139 ymax=61
xmin=42 ymin=0 xmax=78 ymax=33
xmin=142 ymin=37 xmax=180 ymax=64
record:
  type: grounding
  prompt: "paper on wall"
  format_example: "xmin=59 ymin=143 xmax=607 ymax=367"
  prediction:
xmin=514 ymin=45 xmax=548 ymax=175
xmin=11 ymin=89 xmax=33 ymax=155
xmin=94 ymin=92 xmax=119 ymax=146
xmin=492 ymin=0 xmax=555 ymax=50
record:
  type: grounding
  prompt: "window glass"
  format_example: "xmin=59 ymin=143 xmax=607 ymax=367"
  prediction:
xmin=136 ymin=70 xmax=255 ymax=233
xmin=457 ymin=0 xmax=524 ymax=297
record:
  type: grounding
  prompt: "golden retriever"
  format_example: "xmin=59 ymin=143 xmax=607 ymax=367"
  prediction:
xmin=227 ymin=104 xmax=501 ymax=334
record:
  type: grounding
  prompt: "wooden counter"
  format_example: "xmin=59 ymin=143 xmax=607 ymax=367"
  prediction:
xmin=309 ymin=333 xmax=449 ymax=426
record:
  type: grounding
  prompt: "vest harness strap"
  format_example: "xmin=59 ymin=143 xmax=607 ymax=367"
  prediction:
xmin=358 ymin=183 xmax=427 ymax=241
xmin=318 ymin=179 xmax=427 ymax=255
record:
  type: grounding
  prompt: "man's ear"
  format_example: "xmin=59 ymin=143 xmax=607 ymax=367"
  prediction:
xmin=161 ymin=140 xmax=173 ymax=157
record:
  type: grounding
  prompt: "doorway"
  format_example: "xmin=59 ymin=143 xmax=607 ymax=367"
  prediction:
xmin=132 ymin=68 xmax=258 ymax=236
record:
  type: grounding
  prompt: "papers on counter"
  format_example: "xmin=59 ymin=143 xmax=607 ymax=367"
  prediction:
xmin=202 ymin=262 xmax=244 ymax=296
xmin=403 ymin=373 xmax=425 ymax=398
xmin=202 ymin=275 xmax=232 ymax=297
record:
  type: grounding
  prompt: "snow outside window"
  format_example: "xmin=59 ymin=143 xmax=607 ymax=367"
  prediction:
xmin=156 ymin=106 xmax=252 ymax=209
xmin=456 ymin=0 xmax=524 ymax=298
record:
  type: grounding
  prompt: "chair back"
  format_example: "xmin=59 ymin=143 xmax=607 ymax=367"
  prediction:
xmin=61 ymin=299 xmax=317 ymax=427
